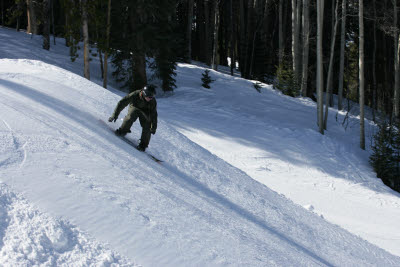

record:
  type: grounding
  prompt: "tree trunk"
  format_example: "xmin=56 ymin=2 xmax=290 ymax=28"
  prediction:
xmin=239 ymin=0 xmax=246 ymax=74
xmin=51 ymin=0 xmax=56 ymax=45
xmin=212 ymin=0 xmax=220 ymax=70
xmin=324 ymin=0 xmax=339 ymax=129
xmin=301 ymin=0 xmax=309 ymax=97
xmin=1 ymin=0 xmax=4 ymax=26
xmin=81 ymin=0 xmax=90 ymax=80
xmin=230 ymin=0 xmax=235 ymax=75
xmin=99 ymin=50 xmax=104 ymax=79
xmin=103 ymin=0 xmax=112 ymax=88
xmin=204 ymin=0 xmax=211 ymax=66
xmin=394 ymin=0 xmax=400 ymax=119
xmin=249 ymin=0 xmax=268 ymax=78
xmin=16 ymin=0 xmax=23 ymax=31
xmin=279 ymin=0 xmax=284 ymax=66
xmin=338 ymin=0 xmax=346 ymax=110
xmin=292 ymin=0 xmax=299 ymax=84
xmin=372 ymin=0 xmax=377 ymax=121
xmin=26 ymin=0 xmax=38 ymax=34
xmin=43 ymin=0 xmax=50 ymax=50
xmin=359 ymin=0 xmax=365 ymax=149
xmin=296 ymin=0 xmax=301 ymax=82
xmin=243 ymin=0 xmax=254 ymax=78
xmin=186 ymin=0 xmax=194 ymax=63
xmin=317 ymin=0 xmax=324 ymax=134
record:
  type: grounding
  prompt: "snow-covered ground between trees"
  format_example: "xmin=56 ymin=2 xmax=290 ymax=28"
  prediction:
xmin=1 ymin=27 xmax=400 ymax=266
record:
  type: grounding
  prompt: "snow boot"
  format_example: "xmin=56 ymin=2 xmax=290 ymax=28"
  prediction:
xmin=115 ymin=128 xmax=131 ymax=136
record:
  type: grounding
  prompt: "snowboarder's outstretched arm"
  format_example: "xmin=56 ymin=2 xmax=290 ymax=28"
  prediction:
xmin=109 ymin=92 xmax=135 ymax=122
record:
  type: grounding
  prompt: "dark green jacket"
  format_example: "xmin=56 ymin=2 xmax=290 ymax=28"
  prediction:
xmin=112 ymin=90 xmax=158 ymax=129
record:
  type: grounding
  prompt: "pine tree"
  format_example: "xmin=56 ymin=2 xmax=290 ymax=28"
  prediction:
xmin=201 ymin=69 xmax=214 ymax=89
xmin=274 ymin=61 xmax=297 ymax=97
xmin=370 ymin=121 xmax=400 ymax=192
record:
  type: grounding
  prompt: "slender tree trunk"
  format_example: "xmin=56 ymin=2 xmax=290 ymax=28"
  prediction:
xmin=372 ymin=0 xmax=377 ymax=121
xmin=16 ymin=0 xmax=23 ymax=31
xmin=296 ymin=0 xmax=301 ymax=82
xmin=279 ymin=0 xmax=284 ymax=66
xmin=26 ymin=0 xmax=37 ymax=34
xmin=99 ymin=49 xmax=104 ymax=79
xmin=103 ymin=0 xmax=112 ymax=88
xmin=359 ymin=0 xmax=365 ymax=149
xmin=249 ymin=27 xmax=257 ymax=77
xmin=243 ymin=0 xmax=254 ymax=78
xmin=338 ymin=0 xmax=346 ymax=110
xmin=317 ymin=0 xmax=324 ymax=134
xmin=51 ymin=0 xmax=56 ymax=45
xmin=324 ymin=0 xmax=339 ymax=129
xmin=301 ymin=0 xmax=309 ymax=97
xmin=239 ymin=0 xmax=246 ymax=74
xmin=394 ymin=0 xmax=400 ymax=119
xmin=186 ymin=0 xmax=194 ymax=63
xmin=65 ymin=5 xmax=70 ymax=47
xmin=16 ymin=16 xmax=20 ymax=31
xmin=197 ymin=0 xmax=206 ymax=62
xmin=230 ymin=0 xmax=235 ymax=75
xmin=81 ymin=0 xmax=90 ymax=80
xmin=43 ymin=0 xmax=51 ymax=50
xmin=204 ymin=0 xmax=211 ymax=66
xmin=1 ymin=0 xmax=4 ymax=26
xmin=292 ymin=0 xmax=300 ymax=84
xmin=212 ymin=0 xmax=220 ymax=70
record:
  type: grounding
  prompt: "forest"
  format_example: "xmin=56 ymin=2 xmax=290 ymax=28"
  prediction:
xmin=1 ymin=0 xmax=400 ymax=192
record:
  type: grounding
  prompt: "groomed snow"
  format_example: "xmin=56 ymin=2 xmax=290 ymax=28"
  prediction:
xmin=1 ymin=27 xmax=400 ymax=266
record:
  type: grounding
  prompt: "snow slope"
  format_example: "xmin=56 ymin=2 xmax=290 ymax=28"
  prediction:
xmin=0 ymin=27 xmax=400 ymax=266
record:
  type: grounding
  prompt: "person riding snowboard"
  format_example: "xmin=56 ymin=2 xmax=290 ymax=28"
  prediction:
xmin=108 ymin=85 xmax=157 ymax=152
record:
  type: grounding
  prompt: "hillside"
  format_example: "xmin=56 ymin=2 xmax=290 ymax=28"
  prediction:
xmin=0 ymin=27 xmax=400 ymax=266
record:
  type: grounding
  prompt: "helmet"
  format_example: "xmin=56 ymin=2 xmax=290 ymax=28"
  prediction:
xmin=143 ymin=85 xmax=156 ymax=97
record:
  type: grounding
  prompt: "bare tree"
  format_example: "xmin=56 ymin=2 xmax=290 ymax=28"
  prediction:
xmin=43 ymin=0 xmax=50 ymax=50
xmin=359 ymin=0 xmax=365 ymax=149
xmin=292 ymin=0 xmax=300 ymax=83
xmin=394 ymin=0 xmax=400 ymax=119
xmin=301 ymin=0 xmax=309 ymax=97
xmin=103 ymin=0 xmax=112 ymax=88
xmin=279 ymin=0 xmax=284 ymax=66
xmin=1 ymin=0 xmax=4 ymax=26
xmin=338 ymin=0 xmax=347 ymax=110
xmin=204 ymin=0 xmax=211 ymax=66
xmin=230 ymin=0 xmax=235 ymax=75
xmin=186 ymin=0 xmax=194 ymax=63
xmin=324 ymin=0 xmax=339 ymax=129
xmin=81 ymin=0 xmax=90 ymax=80
xmin=212 ymin=0 xmax=220 ymax=70
xmin=51 ymin=0 xmax=55 ymax=45
xmin=26 ymin=0 xmax=38 ymax=34
xmin=372 ymin=0 xmax=377 ymax=121
xmin=317 ymin=0 xmax=324 ymax=134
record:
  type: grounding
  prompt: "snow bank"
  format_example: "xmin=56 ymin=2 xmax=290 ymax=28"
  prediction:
xmin=0 ymin=183 xmax=133 ymax=266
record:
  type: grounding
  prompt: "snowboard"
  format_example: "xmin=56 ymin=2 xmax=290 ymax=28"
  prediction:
xmin=100 ymin=120 xmax=163 ymax=163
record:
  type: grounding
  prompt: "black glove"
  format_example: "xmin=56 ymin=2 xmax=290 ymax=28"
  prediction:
xmin=108 ymin=116 xmax=117 ymax=123
xmin=150 ymin=128 xmax=156 ymax=135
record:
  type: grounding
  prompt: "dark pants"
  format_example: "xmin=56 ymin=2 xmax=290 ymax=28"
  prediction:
xmin=120 ymin=106 xmax=151 ymax=148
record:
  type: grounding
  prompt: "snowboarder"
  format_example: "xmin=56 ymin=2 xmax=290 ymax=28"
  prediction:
xmin=108 ymin=85 xmax=158 ymax=152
